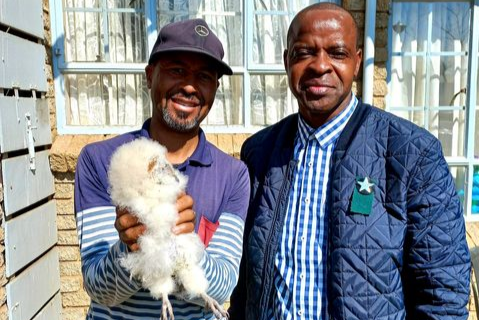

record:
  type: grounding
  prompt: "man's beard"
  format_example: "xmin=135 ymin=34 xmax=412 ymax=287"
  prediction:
xmin=162 ymin=107 xmax=200 ymax=133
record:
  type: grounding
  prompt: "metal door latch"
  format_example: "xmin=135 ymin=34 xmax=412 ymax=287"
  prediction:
xmin=25 ymin=113 xmax=37 ymax=171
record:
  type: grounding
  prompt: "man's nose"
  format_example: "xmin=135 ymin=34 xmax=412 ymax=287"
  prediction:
xmin=181 ymin=83 xmax=197 ymax=95
xmin=179 ymin=75 xmax=198 ymax=94
xmin=308 ymin=51 xmax=332 ymax=74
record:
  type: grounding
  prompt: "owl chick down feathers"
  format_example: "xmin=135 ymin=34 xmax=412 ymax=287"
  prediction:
xmin=108 ymin=138 xmax=228 ymax=320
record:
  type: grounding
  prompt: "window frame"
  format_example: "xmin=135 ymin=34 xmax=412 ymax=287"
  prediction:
xmin=50 ymin=0 xmax=152 ymax=134
xmin=50 ymin=0 xmax=341 ymax=135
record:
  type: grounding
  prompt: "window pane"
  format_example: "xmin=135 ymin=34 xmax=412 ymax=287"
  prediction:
xmin=450 ymin=166 xmax=467 ymax=213
xmin=65 ymin=73 xmax=150 ymax=126
xmin=62 ymin=0 xmax=101 ymax=8
xmin=63 ymin=11 xmax=102 ymax=62
xmin=391 ymin=3 xmax=429 ymax=54
xmin=254 ymin=0 xmax=310 ymax=11
xmin=430 ymin=3 xmax=469 ymax=52
xmin=251 ymin=1 xmax=336 ymax=65
xmin=390 ymin=110 xmax=424 ymax=127
xmin=157 ymin=0 xmax=243 ymax=66
xmin=253 ymin=0 xmax=338 ymax=12
xmin=250 ymin=74 xmax=297 ymax=126
xmin=252 ymin=14 xmax=288 ymax=65
xmin=391 ymin=2 xmax=469 ymax=53
xmin=389 ymin=56 xmax=427 ymax=108
xmin=108 ymin=11 xmax=148 ymax=62
xmin=428 ymin=110 xmax=465 ymax=157
xmin=204 ymin=75 xmax=243 ymax=126
xmin=63 ymin=0 xmax=147 ymax=63
xmin=428 ymin=56 xmax=468 ymax=107
xmin=251 ymin=0 xmax=317 ymax=66
xmin=390 ymin=55 xmax=468 ymax=109
xmin=390 ymin=2 xmax=470 ymax=109
xmin=473 ymin=166 xmax=479 ymax=214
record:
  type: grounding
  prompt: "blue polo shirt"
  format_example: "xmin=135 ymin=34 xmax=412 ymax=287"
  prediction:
xmin=74 ymin=119 xmax=250 ymax=319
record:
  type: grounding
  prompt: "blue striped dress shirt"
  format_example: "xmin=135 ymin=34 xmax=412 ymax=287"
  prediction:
xmin=270 ymin=95 xmax=358 ymax=319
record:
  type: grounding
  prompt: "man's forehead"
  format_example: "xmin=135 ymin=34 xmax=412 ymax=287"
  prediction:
xmin=288 ymin=9 xmax=356 ymax=46
xmin=290 ymin=20 xmax=348 ymax=41
xmin=299 ymin=9 xmax=350 ymax=29
xmin=291 ymin=18 xmax=344 ymax=38
xmin=312 ymin=17 xmax=343 ymax=31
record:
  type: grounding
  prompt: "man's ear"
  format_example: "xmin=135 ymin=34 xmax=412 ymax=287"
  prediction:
xmin=283 ymin=49 xmax=289 ymax=70
xmin=145 ymin=64 xmax=154 ymax=89
xmin=354 ymin=48 xmax=363 ymax=78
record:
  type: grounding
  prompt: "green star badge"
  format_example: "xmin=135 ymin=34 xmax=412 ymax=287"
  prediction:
xmin=351 ymin=176 xmax=375 ymax=215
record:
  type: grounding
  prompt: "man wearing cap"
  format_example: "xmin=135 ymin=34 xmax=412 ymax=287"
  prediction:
xmin=74 ymin=19 xmax=250 ymax=319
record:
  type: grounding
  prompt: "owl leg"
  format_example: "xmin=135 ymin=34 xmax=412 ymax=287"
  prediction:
xmin=201 ymin=293 xmax=229 ymax=319
xmin=161 ymin=292 xmax=174 ymax=320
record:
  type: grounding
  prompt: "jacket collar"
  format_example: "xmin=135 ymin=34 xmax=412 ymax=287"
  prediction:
xmin=274 ymin=98 xmax=371 ymax=153
xmin=297 ymin=94 xmax=358 ymax=149
xmin=334 ymin=99 xmax=372 ymax=154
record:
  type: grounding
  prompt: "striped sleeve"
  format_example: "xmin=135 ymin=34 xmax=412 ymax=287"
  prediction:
xmin=200 ymin=213 xmax=245 ymax=304
xmin=77 ymin=205 xmax=142 ymax=306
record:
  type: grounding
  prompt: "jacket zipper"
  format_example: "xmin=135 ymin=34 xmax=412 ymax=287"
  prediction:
xmin=326 ymin=145 xmax=348 ymax=320
xmin=258 ymin=158 xmax=297 ymax=320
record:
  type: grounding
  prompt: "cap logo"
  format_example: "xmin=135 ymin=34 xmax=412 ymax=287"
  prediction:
xmin=195 ymin=25 xmax=209 ymax=37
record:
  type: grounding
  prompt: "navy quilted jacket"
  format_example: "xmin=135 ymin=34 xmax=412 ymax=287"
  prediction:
xmin=229 ymin=102 xmax=471 ymax=320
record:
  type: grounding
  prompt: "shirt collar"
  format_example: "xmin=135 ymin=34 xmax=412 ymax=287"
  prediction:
xmin=297 ymin=94 xmax=358 ymax=148
xmin=187 ymin=129 xmax=213 ymax=167
xmin=141 ymin=118 xmax=213 ymax=168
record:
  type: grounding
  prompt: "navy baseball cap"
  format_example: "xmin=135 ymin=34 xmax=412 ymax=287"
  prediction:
xmin=148 ymin=18 xmax=233 ymax=77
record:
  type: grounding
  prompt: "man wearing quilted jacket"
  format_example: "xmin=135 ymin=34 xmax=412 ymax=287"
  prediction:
xmin=229 ymin=3 xmax=471 ymax=320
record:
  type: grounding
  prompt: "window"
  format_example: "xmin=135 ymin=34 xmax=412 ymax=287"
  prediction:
xmin=387 ymin=0 xmax=479 ymax=220
xmin=50 ymin=0 xmax=340 ymax=134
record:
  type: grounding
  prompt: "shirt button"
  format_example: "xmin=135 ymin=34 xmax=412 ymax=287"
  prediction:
xmin=305 ymin=198 xmax=310 ymax=204
xmin=298 ymin=310 xmax=303 ymax=316
xmin=308 ymin=161 xmax=313 ymax=167
xmin=301 ymin=236 xmax=305 ymax=241
xmin=300 ymin=273 xmax=304 ymax=279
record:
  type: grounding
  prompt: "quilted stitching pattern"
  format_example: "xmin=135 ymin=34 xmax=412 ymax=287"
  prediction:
xmin=231 ymin=104 xmax=471 ymax=320
xmin=328 ymin=108 xmax=470 ymax=319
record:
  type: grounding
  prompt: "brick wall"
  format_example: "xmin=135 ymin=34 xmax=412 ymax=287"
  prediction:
xmin=43 ymin=0 xmax=57 ymax=142
xmin=54 ymin=169 xmax=90 ymax=320
xmin=343 ymin=0 xmax=389 ymax=109
xmin=49 ymin=135 xmax=112 ymax=318
xmin=46 ymin=1 xmax=389 ymax=318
